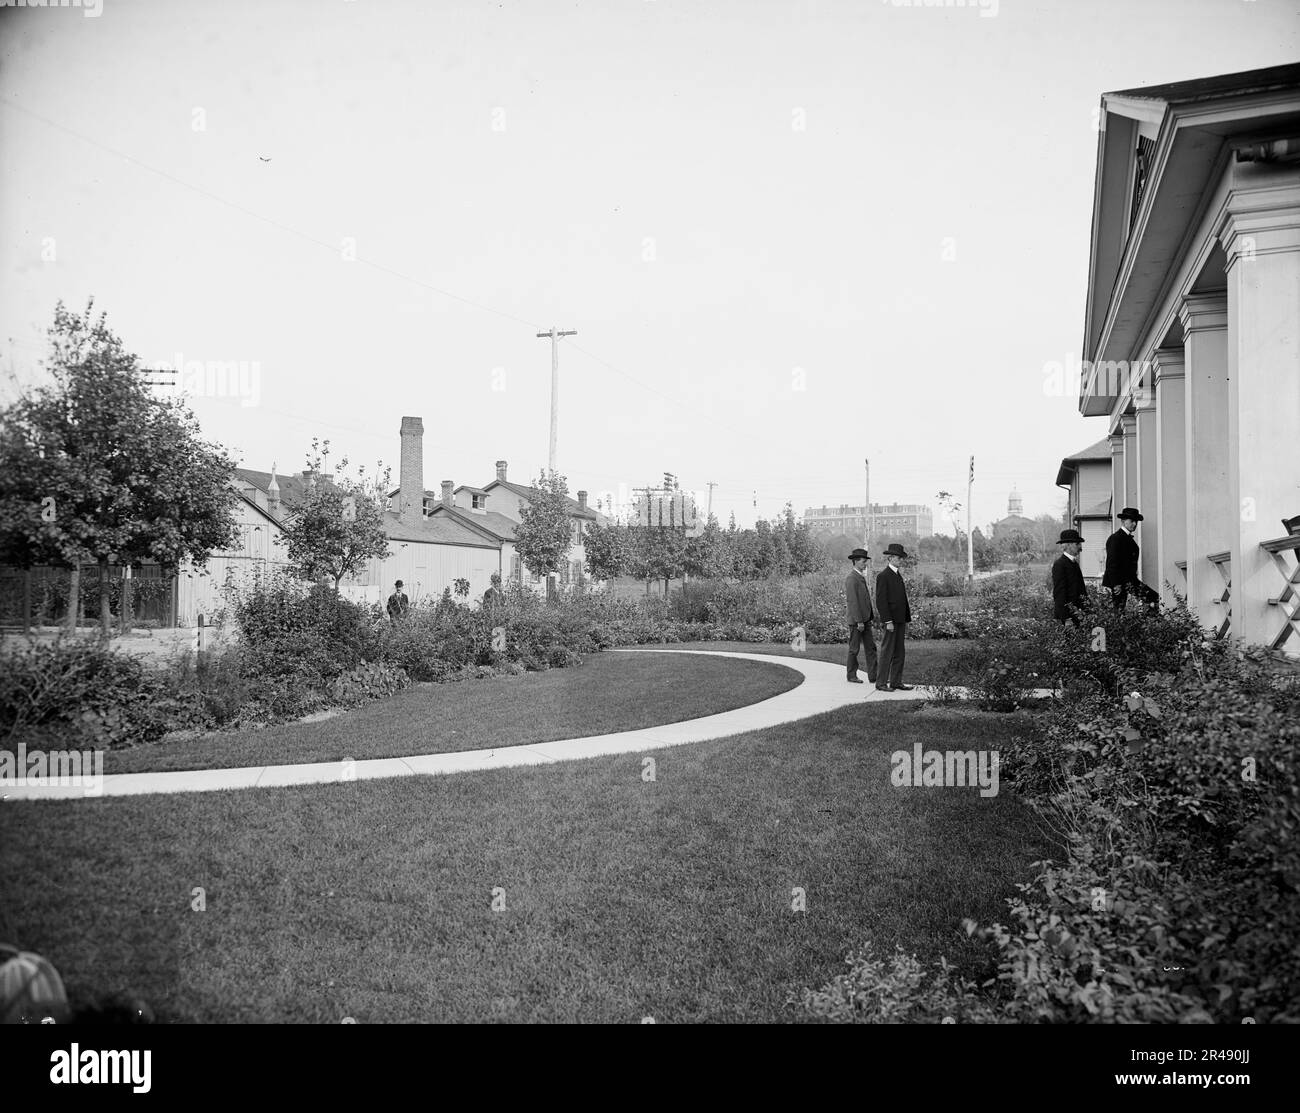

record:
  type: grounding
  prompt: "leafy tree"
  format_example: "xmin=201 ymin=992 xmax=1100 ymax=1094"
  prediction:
xmin=583 ymin=520 xmax=632 ymax=582
xmin=514 ymin=470 xmax=573 ymax=589
xmin=0 ymin=299 xmax=239 ymax=635
xmin=276 ymin=438 xmax=391 ymax=594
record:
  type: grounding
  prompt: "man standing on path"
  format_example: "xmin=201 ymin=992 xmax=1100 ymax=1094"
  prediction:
xmin=386 ymin=580 xmax=410 ymax=622
xmin=844 ymin=548 xmax=878 ymax=685
xmin=1103 ymin=508 xmax=1160 ymax=614
xmin=1052 ymin=529 xmax=1088 ymax=624
xmin=875 ymin=543 xmax=913 ymax=692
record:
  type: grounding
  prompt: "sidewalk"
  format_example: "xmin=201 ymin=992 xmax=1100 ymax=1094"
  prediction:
xmin=1 ymin=649 xmax=1055 ymax=802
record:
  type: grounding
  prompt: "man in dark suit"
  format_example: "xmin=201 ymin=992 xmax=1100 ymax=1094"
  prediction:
xmin=386 ymin=580 xmax=410 ymax=622
xmin=874 ymin=543 xmax=913 ymax=692
xmin=1103 ymin=508 xmax=1160 ymax=613
xmin=1052 ymin=529 xmax=1088 ymax=624
xmin=844 ymin=548 xmax=878 ymax=684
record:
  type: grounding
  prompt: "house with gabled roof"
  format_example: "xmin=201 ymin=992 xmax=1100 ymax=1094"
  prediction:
xmin=426 ymin=460 xmax=612 ymax=594
xmin=1055 ymin=437 xmax=1113 ymax=580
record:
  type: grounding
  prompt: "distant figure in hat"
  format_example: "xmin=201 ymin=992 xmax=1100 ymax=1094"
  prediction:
xmin=1052 ymin=529 xmax=1088 ymax=624
xmin=874 ymin=543 xmax=913 ymax=692
xmin=844 ymin=548 xmax=878 ymax=685
xmin=1103 ymin=509 xmax=1160 ymax=613
xmin=386 ymin=580 xmax=410 ymax=622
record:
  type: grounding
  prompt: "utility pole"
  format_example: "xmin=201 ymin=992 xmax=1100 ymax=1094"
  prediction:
xmin=966 ymin=455 xmax=975 ymax=582
xmin=706 ymin=481 xmax=716 ymax=520
xmin=536 ymin=326 xmax=576 ymax=474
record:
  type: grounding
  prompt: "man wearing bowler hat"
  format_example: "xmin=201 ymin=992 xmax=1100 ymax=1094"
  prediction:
xmin=844 ymin=548 xmax=878 ymax=685
xmin=875 ymin=543 xmax=913 ymax=692
xmin=1103 ymin=508 xmax=1159 ymax=613
xmin=1052 ymin=529 xmax=1088 ymax=624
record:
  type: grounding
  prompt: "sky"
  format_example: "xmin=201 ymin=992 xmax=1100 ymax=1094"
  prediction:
xmin=2 ymin=0 xmax=1297 ymax=533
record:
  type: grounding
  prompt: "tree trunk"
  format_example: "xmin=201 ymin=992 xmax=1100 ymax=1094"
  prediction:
xmin=22 ymin=568 xmax=32 ymax=634
xmin=67 ymin=565 xmax=80 ymax=634
xmin=99 ymin=559 xmax=111 ymax=639
xmin=121 ymin=567 xmax=134 ymax=635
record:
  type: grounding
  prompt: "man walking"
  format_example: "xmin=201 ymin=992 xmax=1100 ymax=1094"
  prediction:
xmin=386 ymin=579 xmax=410 ymax=622
xmin=875 ymin=543 xmax=913 ymax=692
xmin=844 ymin=548 xmax=878 ymax=685
xmin=1052 ymin=529 xmax=1088 ymax=624
xmin=1103 ymin=508 xmax=1160 ymax=614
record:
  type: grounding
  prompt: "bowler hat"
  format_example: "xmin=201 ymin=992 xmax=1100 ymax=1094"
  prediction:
xmin=395 ymin=580 xmax=404 ymax=588
xmin=883 ymin=543 xmax=909 ymax=559
xmin=847 ymin=548 xmax=870 ymax=561
xmin=1058 ymin=529 xmax=1084 ymax=544
xmin=1118 ymin=507 xmax=1144 ymax=522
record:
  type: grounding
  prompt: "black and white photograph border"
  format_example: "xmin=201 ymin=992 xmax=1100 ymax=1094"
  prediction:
xmin=0 ymin=0 xmax=1297 ymax=1085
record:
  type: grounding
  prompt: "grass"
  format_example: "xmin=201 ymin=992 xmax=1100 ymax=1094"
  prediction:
xmin=99 ymin=650 xmax=803 ymax=774
xmin=0 ymin=701 xmax=1056 ymax=1023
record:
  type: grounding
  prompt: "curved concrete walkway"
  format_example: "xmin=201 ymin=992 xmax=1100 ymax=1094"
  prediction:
xmin=1 ymin=649 xmax=1054 ymax=802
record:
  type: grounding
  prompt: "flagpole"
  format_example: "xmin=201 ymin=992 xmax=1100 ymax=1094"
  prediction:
xmin=966 ymin=455 xmax=974 ymax=582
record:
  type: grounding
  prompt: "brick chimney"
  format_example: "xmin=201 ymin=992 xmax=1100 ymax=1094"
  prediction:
xmin=399 ymin=416 xmax=424 ymax=526
xmin=577 ymin=490 xmax=587 ymax=510
xmin=267 ymin=463 xmax=281 ymax=517
xmin=441 ymin=480 xmax=454 ymax=509
xmin=495 ymin=460 xmax=507 ymax=483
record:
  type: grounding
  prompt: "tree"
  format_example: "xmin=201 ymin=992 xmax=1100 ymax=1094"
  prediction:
xmin=935 ymin=490 xmax=964 ymax=538
xmin=583 ymin=520 xmax=632 ymax=582
xmin=514 ymin=470 xmax=573 ymax=592
xmin=0 ymin=299 xmax=239 ymax=635
xmin=277 ymin=439 xmax=391 ymax=594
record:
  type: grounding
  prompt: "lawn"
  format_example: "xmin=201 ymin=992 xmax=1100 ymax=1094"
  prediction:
xmin=0 ymin=700 xmax=1056 ymax=1023
xmin=98 ymin=650 xmax=804 ymax=774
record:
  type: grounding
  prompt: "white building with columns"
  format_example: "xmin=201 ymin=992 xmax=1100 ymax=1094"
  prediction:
xmin=1079 ymin=63 xmax=1300 ymax=654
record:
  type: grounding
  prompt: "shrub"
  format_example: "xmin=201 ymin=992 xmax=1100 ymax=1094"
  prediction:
xmin=0 ymin=637 xmax=170 ymax=750
xmin=329 ymin=661 xmax=410 ymax=706
xmin=796 ymin=942 xmax=1003 ymax=1024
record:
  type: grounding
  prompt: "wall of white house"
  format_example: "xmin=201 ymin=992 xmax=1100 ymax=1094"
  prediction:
xmin=343 ymin=541 xmax=501 ymax=608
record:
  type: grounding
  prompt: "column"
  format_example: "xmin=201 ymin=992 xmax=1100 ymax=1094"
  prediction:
xmin=1108 ymin=431 xmax=1124 ymax=526
xmin=1152 ymin=348 xmax=1187 ymax=605
xmin=1179 ymin=293 xmax=1232 ymax=633
xmin=1135 ymin=390 xmax=1160 ymax=589
xmin=1120 ymin=411 xmax=1138 ymax=515
xmin=1219 ymin=199 xmax=1300 ymax=652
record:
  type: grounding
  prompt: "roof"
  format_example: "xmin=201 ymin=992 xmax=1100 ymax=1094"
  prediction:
xmin=454 ymin=486 xmax=488 ymax=497
xmin=237 ymin=468 xmax=496 ymax=549
xmin=484 ymin=478 xmax=600 ymax=521
xmin=1056 ymin=437 xmax=1113 ymax=486
xmin=426 ymin=504 xmax=519 ymax=542
xmin=235 ymin=467 xmax=313 ymax=508
xmin=380 ymin=512 xmax=499 ymax=548
xmin=1107 ymin=63 xmax=1300 ymax=105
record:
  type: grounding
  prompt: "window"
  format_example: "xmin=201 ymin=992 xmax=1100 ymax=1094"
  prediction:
xmin=571 ymin=520 xmax=582 ymax=545
xmin=472 ymin=494 xmax=486 ymax=510
xmin=511 ymin=555 xmax=522 ymax=582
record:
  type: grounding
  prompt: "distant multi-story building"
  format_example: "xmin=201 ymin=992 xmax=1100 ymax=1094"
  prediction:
xmin=803 ymin=502 xmax=933 ymax=541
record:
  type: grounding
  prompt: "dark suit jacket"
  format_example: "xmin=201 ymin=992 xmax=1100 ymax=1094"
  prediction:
xmin=875 ymin=565 xmax=911 ymax=624
xmin=845 ymin=570 xmax=874 ymax=626
xmin=1052 ymin=554 xmax=1087 ymax=621
xmin=1102 ymin=528 xmax=1140 ymax=588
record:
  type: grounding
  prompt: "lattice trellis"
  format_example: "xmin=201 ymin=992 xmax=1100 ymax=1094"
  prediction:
xmin=1208 ymin=551 xmax=1231 ymax=640
xmin=1262 ymin=535 xmax=1300 ymax=652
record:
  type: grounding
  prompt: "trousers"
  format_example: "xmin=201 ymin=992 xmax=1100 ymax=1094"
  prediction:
xmin=847 ymin=624 xmax=878 ymax=681
xmin=879 ymin=622 xmax=907 ymax=686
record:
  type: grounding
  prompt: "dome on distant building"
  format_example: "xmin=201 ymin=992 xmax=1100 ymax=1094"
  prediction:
xmin=992 ymin=487 xmax=1037 ymax=542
